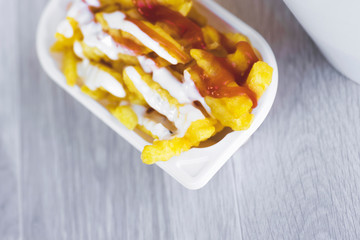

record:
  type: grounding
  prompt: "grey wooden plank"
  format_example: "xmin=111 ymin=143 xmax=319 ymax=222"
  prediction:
xmin=219 ymin=0 xmax=360 ymax=239
xmin=0 ymin=0 xmax=21 ymax=239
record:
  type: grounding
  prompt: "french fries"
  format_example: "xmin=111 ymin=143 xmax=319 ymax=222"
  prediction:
xmin=52 ymin=0 xmax=273 ymax=164
xmin=110 ymin=105 xmax=138 ymax=130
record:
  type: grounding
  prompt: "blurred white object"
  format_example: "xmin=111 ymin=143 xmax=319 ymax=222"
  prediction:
xmin=284 ymin=0 xmax=360 ymax=84
xmin=37 ymin=0 xmax=278 ymax=189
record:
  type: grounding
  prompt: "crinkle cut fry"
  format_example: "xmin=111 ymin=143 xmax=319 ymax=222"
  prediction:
xmin=205 ymin=96 xmax=253 ymax=131
xmin=246 ymin=61 xmax=273 ymax=99
xmin=81 ymin=85 xmax=109 ymax=100
xmin=110 ymin=105 xmax=138 ymax=130
xmin=51 ymin=17 xmax=83 ymax=52
xmin=141 ymin=118 xmax=215 ymax=164
xmin=63 ymin=49 xmax=79 ymax=87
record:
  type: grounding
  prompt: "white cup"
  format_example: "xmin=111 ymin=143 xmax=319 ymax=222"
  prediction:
xmin=284 ymin=0 xmax=360 ymax=84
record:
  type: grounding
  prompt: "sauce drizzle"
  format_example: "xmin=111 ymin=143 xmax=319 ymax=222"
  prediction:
xmin=220 ymin=41 xmax=259 ymax=86
xmin=192 ymin=41 xmax=259 ymax=108
xmin=134 ymin=0 xmax=206 ymax=49
xmin=127 ymin=18 xmax=190 ymax=63
xmin=106 ymin=30 xmax=147 ymax=55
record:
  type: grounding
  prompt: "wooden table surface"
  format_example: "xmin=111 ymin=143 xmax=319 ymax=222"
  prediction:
xmin=1 ymin=0 xmax=360 ymax=239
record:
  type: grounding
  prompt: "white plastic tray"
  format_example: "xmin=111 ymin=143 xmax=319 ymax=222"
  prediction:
xmin=36 ymin=0 xmax=278 ymax=189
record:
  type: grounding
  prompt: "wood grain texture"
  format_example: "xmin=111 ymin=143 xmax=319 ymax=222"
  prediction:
xmin=0 ymin=0 xmax=21 ymax=239
xmin=0 ymin=0 xmax=360 ymax=239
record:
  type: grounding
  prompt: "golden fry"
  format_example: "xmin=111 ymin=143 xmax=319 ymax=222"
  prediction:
xmin=246 ymin=61 xmax=273 ymax=98
xmin=142 ymin=118 xmax=215 ymax=164
xmin=111 ymin=105 xmax=138 ymax=130
xmin=51 ymin=17 xmax=82 ymax=52
xmin=81 ymin=86 xmax=109 ymax=100
xmin=205 ymin=96 xmax=253 ymax=131
xmin=63 ymin=49 xmax=78 ymax=87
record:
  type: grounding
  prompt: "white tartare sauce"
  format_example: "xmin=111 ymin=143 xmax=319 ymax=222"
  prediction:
xmin=57 ymin=19 xmax=74 ymax=38
xmin=83 ymin=0 xmax=100 ymax=7
xmin=103 ymin=12 xmax=178 ymax=65
xmin=132 ymin=105 xmax=172 ymax=140
xmin=80 ymin=22 xmax=134 ymax=60
xmin=152 ymin=68 xmax=190 ymax=104
xmin=66 ymin=1 xmax=135 ymax=60
xmin=137 ymin=56 xmax=211 ymax=114
xmin=73 ymin=41 xmax=85 ymax=59
xmin=77 ymin=61 xmax=126 ymax=98
xmin=137 ymin=56 xmax=157 ymax=73
xmin=124 ymin=66 xmax=204 ymax=137
xmin=68 ymin=1 xmax=93 ymax=25
xmin=183 ymin=70 xmax=212 ymax=114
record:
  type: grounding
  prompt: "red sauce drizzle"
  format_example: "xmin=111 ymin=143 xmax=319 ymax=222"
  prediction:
xmin=192 ymin=41 xmax=259 ymax=108
xmin=107 ymin=31 xmax=147 ymax=55
xmin=133 ymin=0 xmax=206 ymax=49
xmin=127 ymin=18 xmax=190 ymax=62
xmin=192 ymin=65 xmax=258 ymax=108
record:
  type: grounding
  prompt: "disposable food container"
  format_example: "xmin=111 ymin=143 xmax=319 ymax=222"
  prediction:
xmin=37 ymin=0 xmax=278 ymax=189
